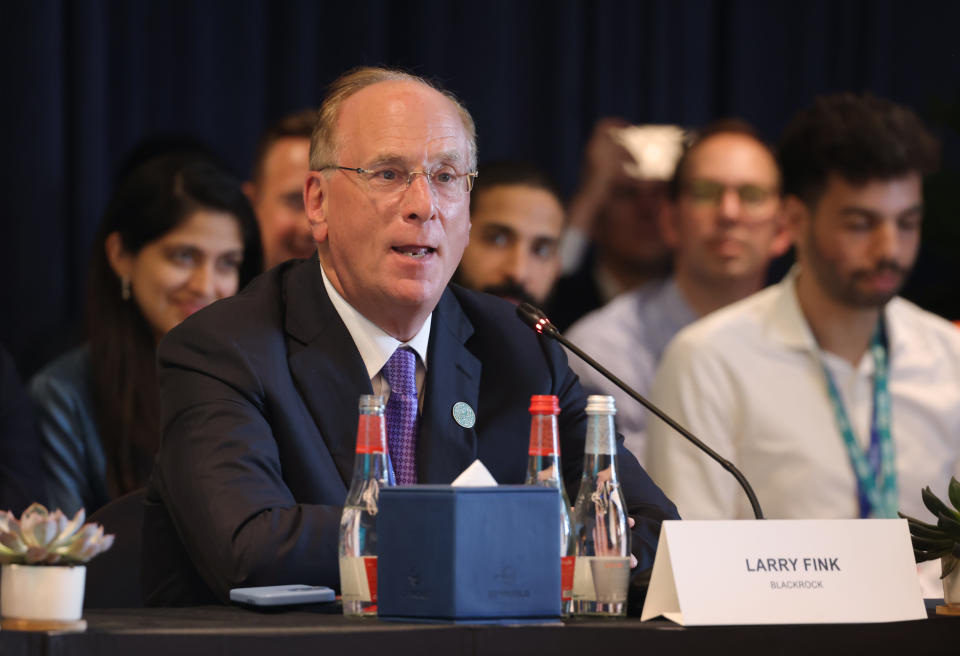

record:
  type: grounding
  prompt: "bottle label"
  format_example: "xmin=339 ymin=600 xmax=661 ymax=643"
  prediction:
xmin=339 ymin=555 xmax=378 ymax=602
xmin=572 ymin=556 xmax=630 ymax=603
xmin=528 ymin=416 xmax=560 ymax=456
xmin=561 ymin=555 xmax=576 ymax=601
xmin=355 ymin=415 xmax=385 ymax=454
xmin=584 ymin=416 xmax=617 ymax=455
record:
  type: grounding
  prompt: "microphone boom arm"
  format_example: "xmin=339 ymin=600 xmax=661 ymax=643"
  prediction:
xmin=517 ymin=302 xmax=764 ymax=520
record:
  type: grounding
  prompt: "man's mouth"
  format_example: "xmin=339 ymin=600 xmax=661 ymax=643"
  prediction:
xmin=392 ymin=246 xmax=436 ymax=258
xmin=862 ymin=270 xmax=902 ymax=288
xmin=854 ymin=264 xmax=907 ymax=286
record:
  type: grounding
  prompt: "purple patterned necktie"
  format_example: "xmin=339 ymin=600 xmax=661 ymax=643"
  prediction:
xmin=382 ymin=348 xmax=418 ymax=484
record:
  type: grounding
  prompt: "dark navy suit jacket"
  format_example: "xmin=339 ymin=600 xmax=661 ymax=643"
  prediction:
xmin=143 ymin=257 xmax=677 ymax=605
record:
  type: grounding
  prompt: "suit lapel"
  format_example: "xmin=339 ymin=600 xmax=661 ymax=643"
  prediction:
xmin=419 ymin=288 xmax=481 ymax=483
xmin=285 ymin=260 xmax=372 ymax=482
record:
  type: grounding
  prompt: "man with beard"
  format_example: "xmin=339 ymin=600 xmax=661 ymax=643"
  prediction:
xmin=566 ymin=120 xmax=791 ymax=464
xmin=454 ymin=161 xmax=564 ymax=306
xmin=646 ymin=93 xmax=958 ymax=593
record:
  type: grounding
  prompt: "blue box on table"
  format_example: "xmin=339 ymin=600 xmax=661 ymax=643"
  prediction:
xmin=377 ymin=485 xmax=562 ymax=621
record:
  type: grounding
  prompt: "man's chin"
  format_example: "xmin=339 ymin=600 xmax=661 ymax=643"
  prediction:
xmin=834 ymin=283 xmax=901 ymax=309
xmin=848 ymin=290 xmax=900 ymax=308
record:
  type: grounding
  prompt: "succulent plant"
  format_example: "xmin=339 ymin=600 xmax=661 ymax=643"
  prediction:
xmin=900 ymin=477 xmax=960 ymax=578
xmin=0 ymin=503 xmax=114 ymax=566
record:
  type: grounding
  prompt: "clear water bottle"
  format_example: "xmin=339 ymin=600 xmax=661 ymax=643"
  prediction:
xmin=338 ymin=394 xmax=391 ymax=616
xmin=525 ymin=394 xmax=576 ymax=615
xmin=572 ymin=395 xmax=630 ymax=616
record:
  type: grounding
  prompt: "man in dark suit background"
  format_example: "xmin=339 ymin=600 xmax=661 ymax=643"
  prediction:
xmin=143 ymin=66 xmax=677 ymax=606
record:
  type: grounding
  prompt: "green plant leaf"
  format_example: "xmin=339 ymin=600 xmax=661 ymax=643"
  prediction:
xmin=911 ymin=536 xmax=955 ymax=550
xmin=915 ymin=547 xmax=951 ymax=563
xmin=902 ymin=513 xmax=947 ymax=539
xmin=923 ymin=487 xmax=960 ymax=522
xmin=949 ymin=477 xmax=960 ymax=513
xmin=938 ymin=512 xmax=960 ymax=539
xmin=908 ymin=522 xmax=948 ymax=540
xmin=899 ymin=512 xmax=939 ymax=531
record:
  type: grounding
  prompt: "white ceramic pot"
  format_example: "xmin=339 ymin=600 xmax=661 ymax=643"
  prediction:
xmin=0 ymin=564 xmax=86 ymax=621
xmin=942 ymin=557 xmax=960 ymax=606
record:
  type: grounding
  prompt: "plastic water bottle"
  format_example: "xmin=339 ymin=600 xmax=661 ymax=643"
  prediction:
xmin=338 ymin=394 xmax=391 ymax=616
xmin=572 ymin=395 xmax=630 ymax=616
xmin=525 ymin=394 xmax=576 ymax=615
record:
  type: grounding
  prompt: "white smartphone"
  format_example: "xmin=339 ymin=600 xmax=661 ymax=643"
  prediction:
xmin=229 ymin=584 xmax=336 ymax=606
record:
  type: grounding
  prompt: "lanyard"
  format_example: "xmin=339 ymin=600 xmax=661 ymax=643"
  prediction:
xmin=819 ymin=325 xmax=898 ymax=518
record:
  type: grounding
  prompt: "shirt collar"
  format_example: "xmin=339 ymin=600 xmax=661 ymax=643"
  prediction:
xmin=766 ymin=265 xmax=904 ymax=362
xmin=320 ymin=264 xmax=431 ymax=379
xmin=764 ymin=266 xmax=818 ymax=353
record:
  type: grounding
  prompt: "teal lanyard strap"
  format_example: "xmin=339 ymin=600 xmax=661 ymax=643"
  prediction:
xmin=819 ymin=325 xmax=898 ymax=518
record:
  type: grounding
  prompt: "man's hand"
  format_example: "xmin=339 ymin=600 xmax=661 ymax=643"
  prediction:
xmin=569 ymin=508 xmax=639 ymax=568
xmin=567 ymin=118 xmax=639 ymax=234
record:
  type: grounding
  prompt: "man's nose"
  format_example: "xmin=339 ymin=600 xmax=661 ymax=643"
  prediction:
xmin=718 ymin=188 xmax=743 ymax=222
xmin=503 ymin=245 xmax=530 ymax=283
xmin=400 ymin=173 xmax=437 ymax=221
xmin=873 ymin=221 xmax=900 ymax=259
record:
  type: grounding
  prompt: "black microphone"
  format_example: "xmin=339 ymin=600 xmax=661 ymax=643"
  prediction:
xmin=516 ymin=302 xmax=764 ymax=520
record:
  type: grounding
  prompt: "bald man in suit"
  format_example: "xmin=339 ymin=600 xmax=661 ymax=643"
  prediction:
xmin=143 ymin=66 xmax=677 ymax=606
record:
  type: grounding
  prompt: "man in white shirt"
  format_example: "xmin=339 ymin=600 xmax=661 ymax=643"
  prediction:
xmin=646 ymin=93 xmax=955 ymax=591
xmin=566 ymin=120 xmax=791 ymax=463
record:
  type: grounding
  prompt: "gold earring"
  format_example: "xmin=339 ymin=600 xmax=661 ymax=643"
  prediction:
xmin=121 ymin=277 xmax=131 ymax=301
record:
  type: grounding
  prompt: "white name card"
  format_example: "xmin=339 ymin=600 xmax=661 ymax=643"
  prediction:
xmin=640 ymin=519 xmax=926 ymax=625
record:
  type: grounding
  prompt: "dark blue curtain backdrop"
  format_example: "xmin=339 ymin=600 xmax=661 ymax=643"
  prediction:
xmin=3 ymin=0 xmax=959 ymax=374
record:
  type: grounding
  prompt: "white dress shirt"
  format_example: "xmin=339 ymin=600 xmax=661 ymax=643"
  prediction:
xmin=320 ymin=265 xmax=430 ymax=406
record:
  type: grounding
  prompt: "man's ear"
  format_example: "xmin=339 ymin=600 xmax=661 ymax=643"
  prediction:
xmin=304 ymin=172 xmax=329 ymax=244
xmin=658 ymin=200 xmax=681 ymax=249
xmin=104 ymin=232 xmax=133 ymax=279
xmin=767 ymin=200 xmax=794 ymax=258
xmin=782 ymin=195 xmax=810 ymax=249
xmin=241 ymin=180 xmax=258 ymax=206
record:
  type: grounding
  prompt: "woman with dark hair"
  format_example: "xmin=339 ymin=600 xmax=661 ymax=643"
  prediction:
xmin=29 ymin=154 xmax=263 ymax=515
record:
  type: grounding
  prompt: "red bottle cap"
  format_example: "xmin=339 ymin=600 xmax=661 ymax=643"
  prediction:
xmin=529 ymin=394 xmax=560 ymax=415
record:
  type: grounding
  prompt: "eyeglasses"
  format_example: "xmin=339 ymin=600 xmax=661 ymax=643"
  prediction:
xmin=684 ymin=179 xmax=778 ymax=208
xmin=321 ymin=165 xmax=478 ymax=200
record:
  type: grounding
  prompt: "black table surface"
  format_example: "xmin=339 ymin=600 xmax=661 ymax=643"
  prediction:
xmin=1 ymin=603 xmax=957 ymax=656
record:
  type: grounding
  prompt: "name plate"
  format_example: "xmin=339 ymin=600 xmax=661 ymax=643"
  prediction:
xmin=641 ymin=519 xmax=925 ymax=625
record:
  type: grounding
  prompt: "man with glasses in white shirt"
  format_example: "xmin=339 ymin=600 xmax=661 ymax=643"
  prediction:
xmin=142 ymin=66 xmax=677 ymax=607
xmin=567 ymin=120 xmax=791 ymax=464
